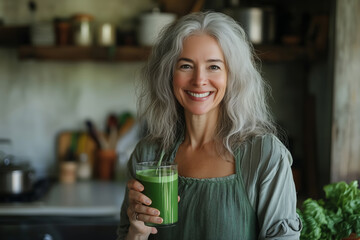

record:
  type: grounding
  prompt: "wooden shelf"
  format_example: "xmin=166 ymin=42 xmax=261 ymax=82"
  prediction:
xmin=254 ymin=44 xmax=309 ymax=62
xmin=18 ymin=46 xmax=151 ymax=62
xmin=17 ymin=44 xmax=311 ymax=62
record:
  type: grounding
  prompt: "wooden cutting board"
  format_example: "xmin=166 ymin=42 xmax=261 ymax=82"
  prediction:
xmin=56 ymin=131 xmax=97 ymax=170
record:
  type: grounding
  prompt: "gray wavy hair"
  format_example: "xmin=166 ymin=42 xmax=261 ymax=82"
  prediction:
xmin=137 ymin=11 xmax=276 ymax=153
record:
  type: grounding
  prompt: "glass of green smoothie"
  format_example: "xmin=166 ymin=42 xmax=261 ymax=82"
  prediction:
xmin=135 ymin=161 xmax=178 ymax=227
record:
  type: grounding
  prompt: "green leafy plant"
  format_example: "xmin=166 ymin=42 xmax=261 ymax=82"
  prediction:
xmin=297 ymin=180 xmax=360 ymax=240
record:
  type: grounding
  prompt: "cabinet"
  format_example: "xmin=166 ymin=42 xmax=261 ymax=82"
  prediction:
xmin=0 ymin=216 xmax=118 ymax=240
xmin=0 ymin=181 xmax=126 ymax=240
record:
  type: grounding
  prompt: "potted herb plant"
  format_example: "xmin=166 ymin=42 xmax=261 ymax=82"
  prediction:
xmin=297 ymin=181 xmax=360 ymax=240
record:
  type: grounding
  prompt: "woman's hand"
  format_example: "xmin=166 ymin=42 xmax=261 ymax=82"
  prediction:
xmin=126 ymin=179 xmax=162 ymax=238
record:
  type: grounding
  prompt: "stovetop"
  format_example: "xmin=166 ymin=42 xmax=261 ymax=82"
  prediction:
xmin=0 ymin=178 xmax=53 ymax=203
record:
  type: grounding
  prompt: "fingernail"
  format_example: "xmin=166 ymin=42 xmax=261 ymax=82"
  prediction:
xmin=157 ymin=218 xmax=163 ymax=223
xmin=153 ymin=210 xmax=160 ymax=215
xmin=145 ymin=199 xmax=151 ymax=205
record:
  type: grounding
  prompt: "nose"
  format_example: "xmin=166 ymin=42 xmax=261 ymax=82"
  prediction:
xmin=192 ymin=67 xmax=207 ymax=86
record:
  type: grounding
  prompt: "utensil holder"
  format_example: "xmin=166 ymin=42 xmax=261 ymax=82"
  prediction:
xmin=97 ymin=150 xmax=117 ymax=180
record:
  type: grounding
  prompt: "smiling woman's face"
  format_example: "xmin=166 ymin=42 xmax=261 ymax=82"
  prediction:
xmin=173 ymin=34 xmax=227 ymax=117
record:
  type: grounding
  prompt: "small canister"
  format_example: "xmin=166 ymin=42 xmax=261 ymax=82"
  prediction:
xmin=59 ymin=160 xmax=77 ymax=183
xmin=54 ymin=18 xmax=72 ymax=45
xmin=72 ymin=14 xmax=94 ymax=46
xmin=77 ymin=153 xmax=92 ymax=181
xmin=97 ymin=22 xmax=116 ymax=46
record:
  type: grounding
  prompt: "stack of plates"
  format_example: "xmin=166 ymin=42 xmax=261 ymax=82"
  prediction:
xmin=31 ymin=23 xmax=55 ymax=46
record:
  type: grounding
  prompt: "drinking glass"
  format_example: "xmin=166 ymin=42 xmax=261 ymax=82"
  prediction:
xmin=135 ymin=161 xmax=178 ymax=227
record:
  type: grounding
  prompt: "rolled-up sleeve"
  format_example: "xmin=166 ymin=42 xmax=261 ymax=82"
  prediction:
xmin=116 ymin=140 xmax=158 ymax=240
xmin=255 ymin=136 xmax=302 ymax=240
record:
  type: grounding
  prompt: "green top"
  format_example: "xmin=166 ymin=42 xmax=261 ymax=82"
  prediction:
xmin=117 ymin=134 xmax=301 ymax=240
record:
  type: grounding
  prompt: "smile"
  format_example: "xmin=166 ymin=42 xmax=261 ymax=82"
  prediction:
xmin=186 ymin=91 xmax=211 ymax=98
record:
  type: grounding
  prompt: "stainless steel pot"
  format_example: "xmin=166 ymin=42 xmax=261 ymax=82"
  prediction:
xmin=137 ymin=9 xmax=176 ymax=46
xmin=0 ymin=153 xmax=35 ymax=195
xmin=223 ymin=7 xmax=276 ymax=44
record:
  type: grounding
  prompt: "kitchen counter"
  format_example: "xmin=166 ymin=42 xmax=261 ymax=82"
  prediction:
xmin=0 ymin=180 xmax=126 ymax=217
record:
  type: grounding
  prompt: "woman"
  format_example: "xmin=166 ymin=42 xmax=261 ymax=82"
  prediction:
xmin=117 ymin=11 xmax=301 ymax=240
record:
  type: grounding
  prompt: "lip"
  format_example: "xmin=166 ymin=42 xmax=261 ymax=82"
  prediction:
xmin=185 ymin=90 xmax=214 ymax=101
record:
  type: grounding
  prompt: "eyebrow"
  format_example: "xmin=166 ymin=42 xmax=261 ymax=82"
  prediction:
xmin=177 ymin=57 xmax=224 ymax=63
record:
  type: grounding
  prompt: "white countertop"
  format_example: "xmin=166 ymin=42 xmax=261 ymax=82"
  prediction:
xmin=0 ymin=181 xmax=126 ymax=217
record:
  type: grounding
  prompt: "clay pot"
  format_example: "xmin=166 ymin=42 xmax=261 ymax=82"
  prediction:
xmin=159 ymin=0 xmax=205 ymax=17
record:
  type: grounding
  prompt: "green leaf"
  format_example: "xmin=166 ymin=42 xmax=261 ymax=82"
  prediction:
xmin=299 ymin=180 xmax=360 ymax=239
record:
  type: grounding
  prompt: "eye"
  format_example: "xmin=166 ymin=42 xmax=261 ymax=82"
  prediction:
xmin=209 ymin=65 xmax=220 ymax=70
xmin=179 ymin=64 xmax=192 ymax=70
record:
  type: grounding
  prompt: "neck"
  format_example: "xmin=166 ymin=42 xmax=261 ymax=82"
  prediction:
xmin=183 ymin=108 xmax=220 ymax=149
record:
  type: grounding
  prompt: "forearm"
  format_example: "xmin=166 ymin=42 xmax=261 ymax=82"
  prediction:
xmin=125 ymin=226 xmax=149 ymax=240
xmin=257 ymin=154 xmax=301 ymax=239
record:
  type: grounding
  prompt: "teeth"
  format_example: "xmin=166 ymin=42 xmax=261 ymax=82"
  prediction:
xmin=187 ymin=91 xmax=210 ymax=98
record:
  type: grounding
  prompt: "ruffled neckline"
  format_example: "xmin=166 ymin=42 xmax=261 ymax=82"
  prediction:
xmin=179 ymin=174 xmax=237 ymax=184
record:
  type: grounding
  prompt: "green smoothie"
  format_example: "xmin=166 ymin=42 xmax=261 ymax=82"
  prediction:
xmin=136 ymin=165 xmax=178 ymax=227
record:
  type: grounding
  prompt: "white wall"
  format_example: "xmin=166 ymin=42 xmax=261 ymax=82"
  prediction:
xmin=0 ymin=48 xmax=144 ymax=178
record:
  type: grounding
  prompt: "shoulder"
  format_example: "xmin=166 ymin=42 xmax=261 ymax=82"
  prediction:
xmin=244 ymin=134 xmax=288 ymax=152
xmin=131 ymin=138 xmax=161 ymax=163
xmin=236 ymin=134 xmax=293 ymax=189
xmin=239 ymin=134 xmax=292 ymax=167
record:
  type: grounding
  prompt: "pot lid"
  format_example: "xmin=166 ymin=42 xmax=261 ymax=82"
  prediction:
xmin=0 ymin=152 xmax=31 ymax=172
